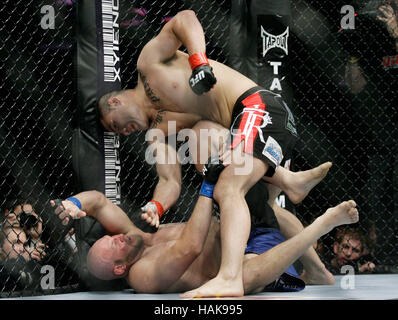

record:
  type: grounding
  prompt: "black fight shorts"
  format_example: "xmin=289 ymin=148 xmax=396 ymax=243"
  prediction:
xmin=228 ymin=86 xmax=298 ymax=177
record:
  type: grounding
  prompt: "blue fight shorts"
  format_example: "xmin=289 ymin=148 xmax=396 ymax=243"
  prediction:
xmin=245 ymin=227 xmax=305 ymax=292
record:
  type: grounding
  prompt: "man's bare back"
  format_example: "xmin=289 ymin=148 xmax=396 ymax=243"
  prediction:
xmin=137 ymin=50 xmax=257 ymax=129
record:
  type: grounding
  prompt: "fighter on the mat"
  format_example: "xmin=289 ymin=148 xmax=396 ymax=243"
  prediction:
xmin=50 ymin=175 xmax=358 ymax=296
xmin=98 ymin=10 xmax=332 ymax=297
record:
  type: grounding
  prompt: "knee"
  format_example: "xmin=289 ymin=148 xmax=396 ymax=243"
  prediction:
xmin=189 ymin=120 xmax=228 ymax=169
xmin=213 ymin=177 xmax=243 ymax=203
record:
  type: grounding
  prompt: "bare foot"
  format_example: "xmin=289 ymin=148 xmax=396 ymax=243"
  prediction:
xmin=318 ymin=200 xmax=359 ymax=235
xmin=300 ymin=266 xmax=335 ymax=285
xmin=285 ymin=162 xmax=332 ymax=204
xmin=180 ymin=276 xmax=244 ymax=299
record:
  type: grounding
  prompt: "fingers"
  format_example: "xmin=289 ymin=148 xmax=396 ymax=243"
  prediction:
xmin=378 ymin=5 xmax=394 ymax=21
xmin=28 ymin=244 xmax=47 ymax=261
xmin=141 ymin=204 xmax=161 ymax=228
xmin=51 ymin=199 xmax=86 ymax=224
xmin=140 ymin=211 xmax=160 ymax=228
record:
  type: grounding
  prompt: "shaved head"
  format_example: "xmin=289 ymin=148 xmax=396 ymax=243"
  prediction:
xmin=87 ymin=234 xmax=144 ymax=281
xmin=87 ymin=237 xmax=119 ymax=280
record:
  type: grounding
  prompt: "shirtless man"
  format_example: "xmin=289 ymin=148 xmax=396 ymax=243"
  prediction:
xmin=51 ymin=188 xmax=358 ymax=297
xmin=98 ymin=10 xmax=332 ymax=297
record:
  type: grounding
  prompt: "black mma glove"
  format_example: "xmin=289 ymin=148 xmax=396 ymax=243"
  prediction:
xmin=199 ymin=156 xmax=226 ymax=198
xmin=131 ymin=208 xmax=158 ymax=233
xmin=188 ymin=52 xmax=217 ymax=95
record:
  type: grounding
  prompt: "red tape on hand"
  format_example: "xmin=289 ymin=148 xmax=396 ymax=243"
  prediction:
xmin=188 ymin=52 xmax=209 ymax=70
xmin=148 ymin=200 xmax=165 ymax=218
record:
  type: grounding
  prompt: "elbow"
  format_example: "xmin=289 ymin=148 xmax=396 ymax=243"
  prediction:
xmin=90 ymin=190 xmax=106 ymax=203
xmin=176 ymin=10 xmax=197 ymax=21
xmin=89 ymin=190 xmax=108 ymax=211
xmin=173 ymin=10 xmax=198 ymax=28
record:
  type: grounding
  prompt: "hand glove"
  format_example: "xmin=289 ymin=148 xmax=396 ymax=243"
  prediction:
xmin=136 ymin=200 xmax=164 ymax=233
xmin=199 ymin=156 xmax=226 ymax=198
xmin=202 ymin=156 xmax=225 ymax=184
xmin=188 ymin=52 xmax=216 ymax=95
xmin=132 ymin=207 xmax=159 ymax=233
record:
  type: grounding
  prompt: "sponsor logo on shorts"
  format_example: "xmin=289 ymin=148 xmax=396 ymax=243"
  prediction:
xmin=262 ymin=136 xmax=283 ymax=167
xmin=261 ymin=26 xmax=289 ymax=57
xmin=230 ymin=107 xmax=273 ymax=153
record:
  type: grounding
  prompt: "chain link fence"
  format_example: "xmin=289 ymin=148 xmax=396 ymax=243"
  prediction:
xmin=0 ymin=0 xmax=397 ymax=297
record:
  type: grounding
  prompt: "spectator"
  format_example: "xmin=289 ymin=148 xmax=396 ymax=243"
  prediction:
xmin=1 ymin=201 xmax=46 ymax=262
xmin=323 ymin=227 xmax=376 ymax=274
xmin=377 ymin=2 xmax=398 ymax=52
xmin=0 ymin=201 xmax=46 ymax=290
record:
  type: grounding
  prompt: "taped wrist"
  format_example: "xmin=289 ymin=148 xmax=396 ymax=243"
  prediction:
xmin=189 ymin=52 xmax=209 ymax=70
xmin=199 ymin=180 xmax=215 ymax=198
xmin=66 ymin=197 xmax=82 ymax=210
xmin=148 ymin=200 xmax=165 ymax=218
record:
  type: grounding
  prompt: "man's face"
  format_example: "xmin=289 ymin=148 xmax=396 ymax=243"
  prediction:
xmin=334 ymin=236 xmax=363 ymax=266
xmin=2 ymin=227 xmax=28 ymax=260
xmin=100 ymin=101 xmax=149 ymax=136
xmin=98 ymin=234 xmax=143 ymax=265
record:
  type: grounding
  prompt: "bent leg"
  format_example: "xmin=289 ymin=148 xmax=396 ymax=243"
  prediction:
xmin=263 ymin=162 xmax=333 ymax=204
xmin=181 ymin=151 xmax=268 ymax=298
xmin=243 ymin=200 xmax=358 ymax=294
xmin=273 ymin=204 xmax=334 ymax=285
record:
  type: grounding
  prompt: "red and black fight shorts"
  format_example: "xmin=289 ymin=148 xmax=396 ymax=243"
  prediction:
xmin=227 ymin=86 xmax=298 ymax=177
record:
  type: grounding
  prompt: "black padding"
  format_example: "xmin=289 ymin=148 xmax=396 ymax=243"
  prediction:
xmin=73 ymin=0 xmax=124 ymax=291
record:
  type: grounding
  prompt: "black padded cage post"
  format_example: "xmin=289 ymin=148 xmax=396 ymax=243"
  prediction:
xmin=228 ymin=0 xmax=296 ymax=214
xmin=74 ymin=0 xmax=123 ymax=290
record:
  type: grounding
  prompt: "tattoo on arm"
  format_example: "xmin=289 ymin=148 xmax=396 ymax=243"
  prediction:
xmin=151 ymin=109 xmax=166 ymax=128
xmin=138 ymin=71 xmax=161 ymax=103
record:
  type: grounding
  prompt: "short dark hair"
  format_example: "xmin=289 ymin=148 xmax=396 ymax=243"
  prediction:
xmin=98 ymin=90 xmax=124 ymax=118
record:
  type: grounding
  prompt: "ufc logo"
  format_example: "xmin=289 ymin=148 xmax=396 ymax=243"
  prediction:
xmin=190 ymin=70 xmax=205 ymax=86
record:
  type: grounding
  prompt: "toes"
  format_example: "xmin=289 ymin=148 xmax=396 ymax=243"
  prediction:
xmin=349 ymin=208 xmax=359 ymax=222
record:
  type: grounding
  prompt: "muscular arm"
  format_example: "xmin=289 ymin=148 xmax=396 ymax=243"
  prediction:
xmin=138 ymin=10 xmax=206 ymax=67
xmin=150 ymin=139 xmax=182 ymax=212
xmin=143 ymin=109 xmax=200 ymax=221
xmin=56 ymin=191 xmax=144 ymax=236
xmin=129 ymin=194 xmax=214 ymax=293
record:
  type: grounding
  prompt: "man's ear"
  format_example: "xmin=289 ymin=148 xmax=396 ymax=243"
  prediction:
xmin=113 ymin=264 xmax=127 ymax=276
xmin=108 ymin=97 xmax=121 ymax=108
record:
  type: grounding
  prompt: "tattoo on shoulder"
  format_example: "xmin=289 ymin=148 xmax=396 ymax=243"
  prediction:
xmin=150 ymin=110 xmax=166 ymax=128
xmin=138 ymin=70 xmax=161 ymax=103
